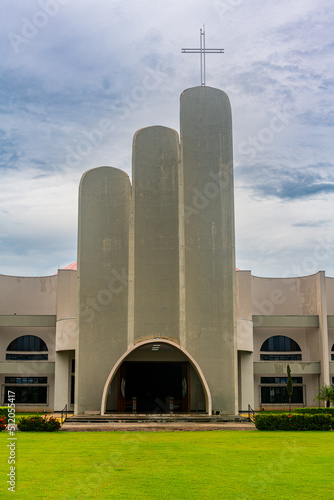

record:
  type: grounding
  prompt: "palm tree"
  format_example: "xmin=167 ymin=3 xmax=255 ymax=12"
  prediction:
xmin=313 ymin=385 xmax=334 ymax=408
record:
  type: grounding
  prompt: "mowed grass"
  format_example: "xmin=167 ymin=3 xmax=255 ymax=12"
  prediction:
xmin=0 ymin=430 xmax=333 ymax=499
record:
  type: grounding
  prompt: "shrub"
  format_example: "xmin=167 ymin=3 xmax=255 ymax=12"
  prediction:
xmin=0 ymin=407 xmax=8 ymax=431
xmin=294 ymin=407 xmax=334 ymax=416
xmin=254 ymin=413 xmax=333 ymax=431
xmin=0 ymin=407 xmax=9 ymax=420
xmin=17 ymin=415 xmax=61 ymax=432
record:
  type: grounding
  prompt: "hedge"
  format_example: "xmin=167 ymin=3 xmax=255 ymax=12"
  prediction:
xmin=17 ymin=415 xmax=61 ymax=432
xmin=255 ymin=413 xmax=333 ymax=431
xmin=294 ymin=407 xmax=334 ymax=415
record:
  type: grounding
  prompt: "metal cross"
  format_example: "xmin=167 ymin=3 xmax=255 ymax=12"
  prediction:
xmin=181 ymin=25 xmax=224 ymax=86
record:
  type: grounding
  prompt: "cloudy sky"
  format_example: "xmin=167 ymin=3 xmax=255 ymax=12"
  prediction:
xmin=0 ymin=0 xmax=333 ymax=278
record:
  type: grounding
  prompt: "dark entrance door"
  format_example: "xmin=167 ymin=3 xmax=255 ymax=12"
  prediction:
xmin=117 ymin=361 xmax=190 ymax=413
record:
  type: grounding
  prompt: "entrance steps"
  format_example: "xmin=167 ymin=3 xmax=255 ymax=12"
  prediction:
xmin=65 ymin=413 xmax=248 ymax=424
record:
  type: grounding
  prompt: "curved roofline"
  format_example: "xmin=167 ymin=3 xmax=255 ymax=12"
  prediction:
xmin=0 ymin=273 xmax=58 ymax=279
xmin=251 ymin=270 xmax=328 ymax=279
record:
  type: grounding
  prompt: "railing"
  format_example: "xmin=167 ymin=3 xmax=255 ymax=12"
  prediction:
xmin=60 ymin=404 xmax=68 ymax=423
xmin=238 ymin=404 xmax=255 ymax=422
xmin=248 ymin=404 xmax=254 ymax=422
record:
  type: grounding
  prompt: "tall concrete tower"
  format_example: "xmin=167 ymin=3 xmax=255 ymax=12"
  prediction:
xmin=180 ymin=87 xmax=237 ymax=414
xmin=75 ymin=86 xmax=238 ymax=415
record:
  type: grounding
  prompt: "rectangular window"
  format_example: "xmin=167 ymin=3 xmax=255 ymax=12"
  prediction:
xmin=261 ymin=377 xmax=303 ymax=384
xmin=4 ymin=386 xmax=47 ymax=404
xmin=6 ymin=354 xmax=48 ymax=361
xmin=5 ymin=377 xmax=47 ymax=384
xmin=260 ymin=354 xmax=302 ymax=361
xmin=261 ymin=386 xmax=303 ymax=404
xmin=70 ymin=376 xmax=75 ymax=405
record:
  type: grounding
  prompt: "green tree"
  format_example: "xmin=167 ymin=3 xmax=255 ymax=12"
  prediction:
xmin=313 ymin=385 xmax=334 ymax=408
xmin=286 ymin=364 xmax=293 ymax=413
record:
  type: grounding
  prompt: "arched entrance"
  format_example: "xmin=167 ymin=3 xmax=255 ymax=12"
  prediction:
xmin=101 ymin=339 xmax=212 ymax=414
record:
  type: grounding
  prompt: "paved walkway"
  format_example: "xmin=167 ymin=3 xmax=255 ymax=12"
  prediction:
xmin=61 ymin=421 xmax=256 ymax=432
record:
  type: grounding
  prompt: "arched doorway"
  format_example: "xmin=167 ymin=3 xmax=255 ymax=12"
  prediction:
xmin=101 ymin=339 xmax=212 ymax=414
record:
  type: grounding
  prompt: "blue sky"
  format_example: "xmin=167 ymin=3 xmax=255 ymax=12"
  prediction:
xmin=0 ymin=0 xmax=333 ymax=277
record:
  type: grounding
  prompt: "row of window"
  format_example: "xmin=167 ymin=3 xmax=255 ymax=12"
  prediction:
xmin=5 ymin=377 xmax=47 ymax=384
xmin=4 ymin=386 xmax=47 ymax=404
xmin=261 ymin=377 xmax=303 ymax=384
xmin=1 ymin=371 xmax=331 ymax=407
xmin=261 ymin=386 xmax=304 ymax=404
xmin=6 ymin=354 xmax=48 ymax=361
xmin=260 ymin=354 xmax=302 ymax=361
xmin=260 ymin=376 xmax=304 ymax=404
xmin=260 ymin=336 xmax=334 ymax=362
xmin=3 ymin=377 xmax=48 ymax=404
xmin=3 ymin=369 xmax=75 ymax=406
xmin=3 ymin=335 xmax=334 ymax=361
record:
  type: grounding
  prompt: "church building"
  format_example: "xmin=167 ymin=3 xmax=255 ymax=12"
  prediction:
xmin=1 ymin=86 xmax=333 ymax=414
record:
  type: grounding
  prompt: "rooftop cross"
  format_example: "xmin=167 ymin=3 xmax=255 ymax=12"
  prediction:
xmin=181 ymin=25 xmax=224 ymax=86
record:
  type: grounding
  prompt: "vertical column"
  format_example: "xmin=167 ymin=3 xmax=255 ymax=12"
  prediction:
xmin=238 ymin=351 xmax=254 ymax=410
xmin=316 ymin=271 xmax=330 ymax=387
xmin=180 ymin=86 xmax=237 ymax=414
xmin=132 ymin=126 xmax=180 ymax=341
xmin=76 ymin=167 xmax=130 ymax=414
xmin=54 ymin=351 xmax=70 ymax=411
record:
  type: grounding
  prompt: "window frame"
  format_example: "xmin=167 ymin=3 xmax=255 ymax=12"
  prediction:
xmin=6 ymin=335 xmax=48 ymax=361
xmin=3 ymin=382 xmax=49 ymax=405
xmin=260 ymin=335 xmax=302 ymax=361
xmin=259 ymin=382 xmax=305 ymax=406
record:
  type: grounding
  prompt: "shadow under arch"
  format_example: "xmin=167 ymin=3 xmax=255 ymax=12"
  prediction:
xmin=101 ymin=339 xmax=212 ymax=415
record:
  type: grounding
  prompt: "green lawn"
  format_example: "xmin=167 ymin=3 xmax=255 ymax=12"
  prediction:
xmin=0 ymin=430 xmax=333 ymax=499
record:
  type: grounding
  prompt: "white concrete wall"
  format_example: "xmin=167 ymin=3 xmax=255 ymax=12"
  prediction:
xmin=252 ymin=274 xmax=318 ymax=316
xmin=56 ymin=270 xmax=77 ymax=351
xmin=0 ymin=274 xmax=57 ymax=315
xmin=326 ymin=277 xmax=334 ymax=314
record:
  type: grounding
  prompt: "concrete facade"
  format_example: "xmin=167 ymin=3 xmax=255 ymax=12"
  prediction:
xmin=0 ymin=268 xmax=333 ymax=412
xmin=0 ymin=86 xmax=333 ymax=413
